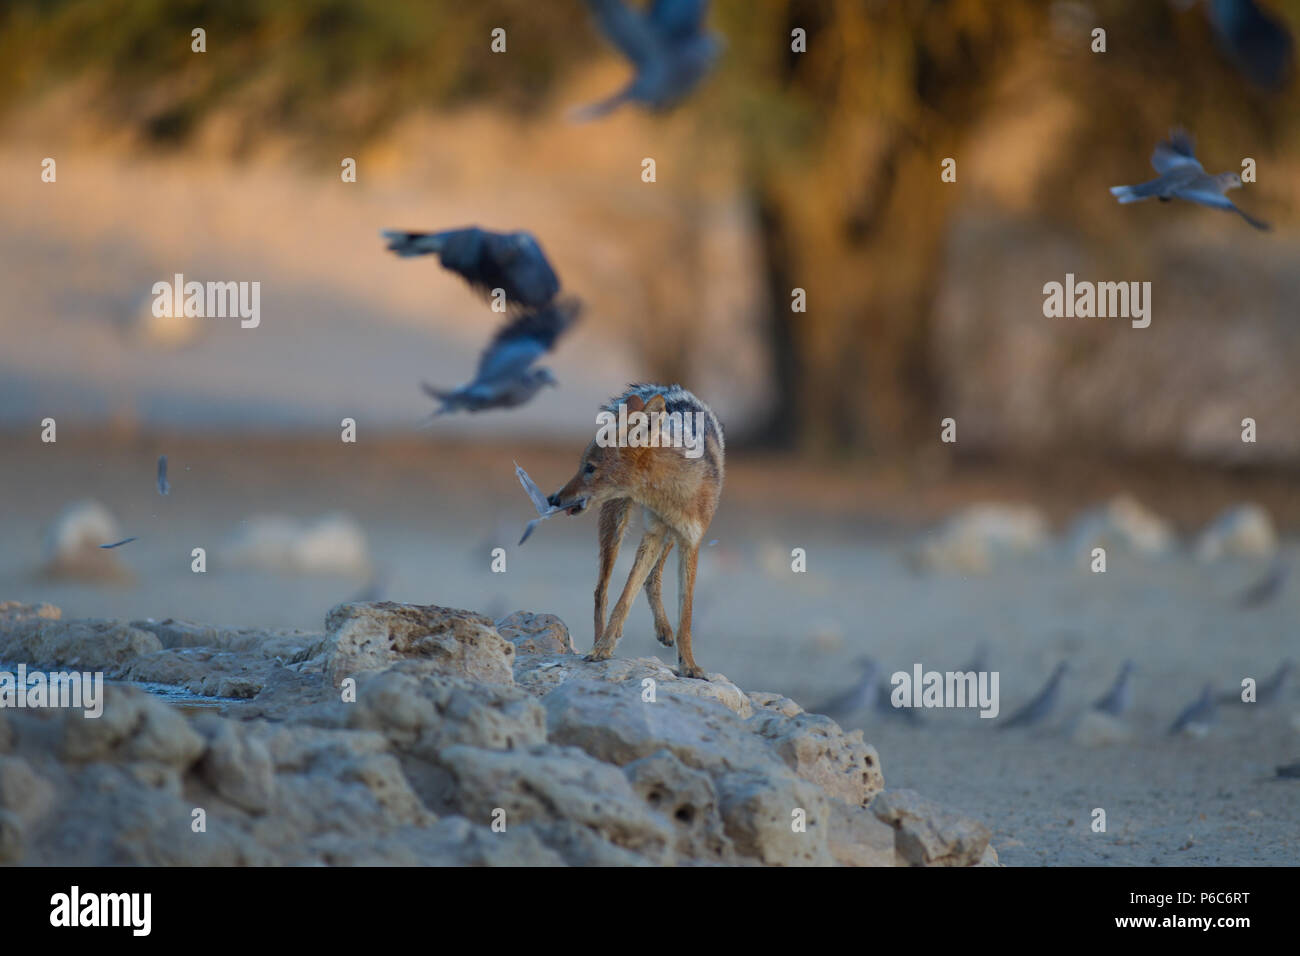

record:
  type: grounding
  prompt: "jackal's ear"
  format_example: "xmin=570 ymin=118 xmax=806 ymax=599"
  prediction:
xmin=624 ymin=394 xmax=646 ymax=414
xmin=644 ymin=394 xmax=667 ymax=415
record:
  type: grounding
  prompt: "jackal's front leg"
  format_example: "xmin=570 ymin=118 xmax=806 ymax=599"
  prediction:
xmin=674 ymin=541 xmax=707 ymax=680
xmin=594 ymin=499 xmax=630 ymax=644
xmin=587 ymin=529 xmax=665 ymax=662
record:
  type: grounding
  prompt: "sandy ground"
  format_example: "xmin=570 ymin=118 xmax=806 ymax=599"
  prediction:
xmin=0 ymin=434 xmax=1296 ymax=866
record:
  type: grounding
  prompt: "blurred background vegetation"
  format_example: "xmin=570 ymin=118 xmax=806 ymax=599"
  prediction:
xmin=3 ymin=0 xmax=1299 ymax=462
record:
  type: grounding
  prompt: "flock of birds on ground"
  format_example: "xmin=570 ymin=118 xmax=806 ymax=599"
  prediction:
xmin=813 ymin=651 xmax=1297 ymax=769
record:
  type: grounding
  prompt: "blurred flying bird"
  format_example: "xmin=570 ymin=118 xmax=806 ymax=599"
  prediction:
xmin=575 ymin=0 xmax=723 ymax=119
xmin=1169 ymin=683 xmax=1218 ymax=735
xmin=1000 ymin=662 xmax=1069 ymax=729
xmin=383 ymin=226 xmax=580 ymax=415
xmin=1110 ymin=129 xmax=1270 ymax=230
xmin=1236 ymin=557 xmax=1288 ymax=608
xmin=1092 ymin=659 xmax=1136 ymax=716
xmin=100 ymin=537 xmax=138 ymax=549
xmin=1205 ymin=0 xmax=1294 ymax=89
xmin=157 ymin=455 xmax=170 ymax=496
xmin=382 ymin=227 xmax=560 ymax=310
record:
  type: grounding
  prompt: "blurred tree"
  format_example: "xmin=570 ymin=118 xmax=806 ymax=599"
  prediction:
xmin=3 ymin=0 xmax=1297 ymax=454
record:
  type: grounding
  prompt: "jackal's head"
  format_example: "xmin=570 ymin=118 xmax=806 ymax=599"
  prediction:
xmin=548 ymin=392 xmax=666 ymax=516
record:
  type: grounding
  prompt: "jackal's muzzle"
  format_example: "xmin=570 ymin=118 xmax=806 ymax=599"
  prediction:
xmin=547 ymin=493 xmax=588 ymax=516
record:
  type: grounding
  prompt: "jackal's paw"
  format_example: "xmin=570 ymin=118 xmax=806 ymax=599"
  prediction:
xmin=676 ymin=663 xmax=709 ymax=681
xmin=655 ymin=624 xmax=675 ymax=648
xmin=584 ymin=649 xmax=614 ymax=663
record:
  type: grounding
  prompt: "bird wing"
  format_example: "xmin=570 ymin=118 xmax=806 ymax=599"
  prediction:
xmin=1151 ymin=129 xmax=1202 ymax=174
xmin=385 ymin=227 xmax=561 ymax=310
xmin=474 ymin=299 xmax=580 ymax=383
xmin=585 ymin=0 xmax=662 ymax=67
xmin=489 ymin=231 xmax=562 ymax=309
xmin=649 ymin=0 xmax=709 ymax=40
xmin=1176 ymin=185 xmax=1271 ymax=229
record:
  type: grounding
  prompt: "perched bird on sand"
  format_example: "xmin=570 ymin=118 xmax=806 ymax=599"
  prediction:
xmin=813 ymin=657 xmax=881 ymax=722
xmin=1218 ymin=659 xmax=1294 ymax=705
xmin=1110 ymin=129 xmax=1270 ymax=230
xmin=381 ymin=227 xmax=580 ymax=414
xmin=957 ymin=641 xmax=991 ymax=676
xmin=1258 ymin=659 xmax=1294 ymax=704
xmin=1000 ymin=662 xmax=1069 ymax=729
xmin=1092 ymin=659 xmax=1136 ymax=716
xmin=575 ymin=0 xmax=722 ymax=119
xmin=1205 ymin=0 xmax=1294 ymax=89
xmin=1236 ymin=558 xmax=1288 ymax=608
xmin=1169 ymin=683 xmax=1218 ymax=736
xmin=812 ymin=657 xmax=921 ymax=724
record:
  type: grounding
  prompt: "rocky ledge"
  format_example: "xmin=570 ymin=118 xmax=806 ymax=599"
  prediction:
xmin=0 ymin=600 xmax=995 ymax=866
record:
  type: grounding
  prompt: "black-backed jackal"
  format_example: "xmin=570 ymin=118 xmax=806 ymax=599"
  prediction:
xmin=548 ymin=384 xmax=724 ymax=679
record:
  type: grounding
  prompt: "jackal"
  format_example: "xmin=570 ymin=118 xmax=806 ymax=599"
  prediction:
xmin=549 ymin=384 xmax=724 ymax=679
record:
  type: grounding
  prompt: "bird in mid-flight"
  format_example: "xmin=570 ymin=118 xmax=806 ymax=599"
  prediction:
xmin=574 ymin=0 xmax=722 ymax=120
xmin=1110 ymin=129 xmax=1270 ymax=230
xmin=1205 ymin=0 xmax=1294 ymax=90
xmin=382 ymin=226 xmax=580 ymax=415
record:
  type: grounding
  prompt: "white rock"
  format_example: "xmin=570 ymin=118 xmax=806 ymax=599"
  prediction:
xmin=914 ymin=503 xmax=1049 ymax=573
xmin=1194 ymin=504 xmax=1277 ymax=562
xmin=1065 ymin=494 xmax=1174 ymax=561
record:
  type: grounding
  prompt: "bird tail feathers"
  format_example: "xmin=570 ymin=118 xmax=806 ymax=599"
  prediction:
xmin=382 ymin=230 xmax=447 ymax=257
xmin=567 ymin=91 xmax=631 ymax=123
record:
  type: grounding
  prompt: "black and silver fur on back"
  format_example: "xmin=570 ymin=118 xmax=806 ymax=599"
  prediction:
xmin=602 ymin=383 xmax=725 ymax=451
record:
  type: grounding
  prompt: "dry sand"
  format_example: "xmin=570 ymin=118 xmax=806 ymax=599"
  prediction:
xmin=1 ymin=435 xmax=1296 ymax=866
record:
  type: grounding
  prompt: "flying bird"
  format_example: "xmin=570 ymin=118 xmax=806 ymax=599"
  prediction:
xmin=1092 ymin=660 xmax=1136 ymax=716
xmin=1110 ymin=129 xmax=1270 ymax=230
xmin=382 ymin=227 xmax=580 ymax=415
xmin=1205 ymin=0 xmax=1294 ymax=90
xmin=1000 ymin=662 xmax=1069 ymax=729
xmin=575 ymin=0 xmax=723 ymax=119
xmin=1169 ymin=683 xmax=1218 ymax=735
xmin=382 ymin=227 xmax=560 ymax=311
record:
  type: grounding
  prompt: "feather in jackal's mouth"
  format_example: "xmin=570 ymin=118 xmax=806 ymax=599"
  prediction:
xmin=547 ymin=494 xmax=588 ymax=516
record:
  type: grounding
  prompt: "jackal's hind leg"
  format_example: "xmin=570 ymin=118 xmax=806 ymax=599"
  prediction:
xmin=674 ymin=541 xmax=707 ymax=680
xmin=645 ymin=538 xmax=675 ymax=647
